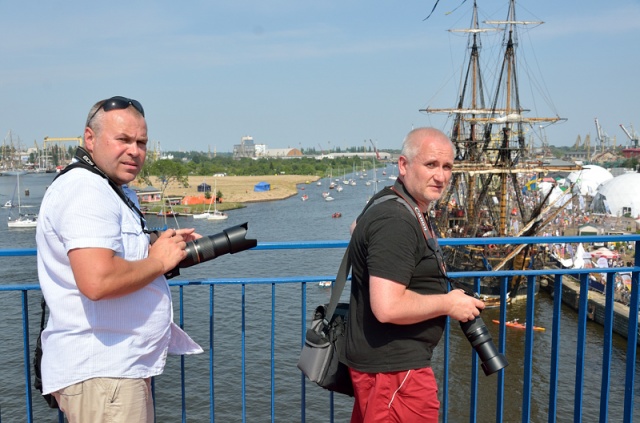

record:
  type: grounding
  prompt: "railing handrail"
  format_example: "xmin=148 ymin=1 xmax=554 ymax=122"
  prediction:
xmin=2 ymin=234 xmax=639 ymax=422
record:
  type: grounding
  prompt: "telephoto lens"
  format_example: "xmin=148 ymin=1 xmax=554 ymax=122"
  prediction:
xmin=164 ymin=222 xmax=257 ymax=279
xmin=459 ymin=316 xmax=508 ymax=376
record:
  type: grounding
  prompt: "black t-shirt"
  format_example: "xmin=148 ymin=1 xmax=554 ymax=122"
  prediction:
xmin=344 ymin=189 xmax=448 ymax=373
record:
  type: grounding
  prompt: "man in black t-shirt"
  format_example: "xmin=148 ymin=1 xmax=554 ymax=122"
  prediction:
xmin=345 ymin=127 xmax=485 ymax=423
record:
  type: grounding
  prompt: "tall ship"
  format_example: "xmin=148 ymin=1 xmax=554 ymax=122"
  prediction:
xmin=421 ymin=0 xmax=580 ymax=299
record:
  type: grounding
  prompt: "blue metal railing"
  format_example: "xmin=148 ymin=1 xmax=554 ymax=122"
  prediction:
xmin=1 ymin=234 xmax=639 ymax=422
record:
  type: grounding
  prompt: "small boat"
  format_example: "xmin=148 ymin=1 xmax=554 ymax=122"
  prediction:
xmin=193 ymin=197 xmax=216 ymax=219
xmin=335 ymin=185 xmax=343 ymax=192
xmin=325 ymin=196 xmax=334 ymax=202
xmin=8 ymin=213 xmax=38 ymax=228
xmin=195 ymin=179 xmax=227 ymax=220
xmin=7 ymin=174 xmax=37 ymax=229
xmin=492 ymin=319 xmax=545 ymax=332
xmin=207 ymin=210 xmax=228 ymax=221
xmin=193 ymin=211 xmax=211 ymax=219
xmin=301 ymin=194 xmax=309 ymax=201
xmin=3 ymin=200 xmax=12 ymax=208
xmin=318 ymin=281 xmax=332 ymax=288
xmin=332 ymin=212 xmax=342 ymax=218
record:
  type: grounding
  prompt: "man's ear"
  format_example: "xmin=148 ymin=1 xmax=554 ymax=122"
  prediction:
xmin=397 ymin=155 xmax=408 ymax=177
xmin=83 ymin=126 xmax=95 ymax=153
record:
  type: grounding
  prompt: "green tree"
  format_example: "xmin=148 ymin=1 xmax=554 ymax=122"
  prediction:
xmin=139 ymin=159 xmax=189 ymax=201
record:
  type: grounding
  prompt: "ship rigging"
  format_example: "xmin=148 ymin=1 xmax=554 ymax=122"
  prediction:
xmin=420 ymin=0 xmax=580 ymax=297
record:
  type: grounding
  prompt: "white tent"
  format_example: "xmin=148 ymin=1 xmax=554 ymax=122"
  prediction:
xmin=591 ymin=173 xmax=640 ymax=217
xmin=555 ymin=243 xmax=586 ymax=269
xmin=565 ymin=165 xmax=613 ymax=196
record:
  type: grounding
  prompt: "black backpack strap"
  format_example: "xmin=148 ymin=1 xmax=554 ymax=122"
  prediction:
xmin=55 ymin=147 xmax=148 ymax=233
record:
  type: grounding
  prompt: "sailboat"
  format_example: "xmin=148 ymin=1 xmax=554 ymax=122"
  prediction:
xmin=207 ymin=180 xmax=228 ymax=221
xmin=193 ymin=179 xmax=215 ymax=220
xmin=7 ymin=174 xmax=37 ymax=228
xmin=420 ymin=0 xmax=579 ymax=298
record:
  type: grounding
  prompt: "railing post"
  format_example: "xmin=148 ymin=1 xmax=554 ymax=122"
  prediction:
xmin=522 ymin=274 xmax=536 ymax=422
xmin=270 ymin=282 xmax=276 ymax=422
xmin=300 ymin=282 xmax=307 ymax=423
xmin=496 ymin=275 xmax=508 ymax=423
xmin=21 ymin=290 xmax=33 ymax=423
xmin=209 ymin=285 xmax=215 ymax=422
xmin=573 ymin=273 xmax=589 ymax=419
xmin=623 ymin=241 xmax=640 ymax=422
xmin=599 ymin=272 xmax=615 ymax=422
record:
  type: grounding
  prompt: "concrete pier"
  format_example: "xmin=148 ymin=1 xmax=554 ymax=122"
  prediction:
xmin=541 ymin=273 xmax=638 ymax=344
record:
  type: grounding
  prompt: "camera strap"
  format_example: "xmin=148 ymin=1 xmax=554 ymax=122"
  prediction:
xmin=389 ymin=179 xmax=474 ymax=295
xmin=55 ymin=147 xmax=149 ymax=233
xmin=389 ymin=179 xmax=448 ymax=277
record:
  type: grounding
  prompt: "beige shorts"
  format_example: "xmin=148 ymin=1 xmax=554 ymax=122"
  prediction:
xmin=53 ymin=377 xmax=153 ymax=423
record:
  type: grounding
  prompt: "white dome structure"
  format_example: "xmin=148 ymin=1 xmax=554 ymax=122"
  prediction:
xmin=565 ymin=165 xmax=613 ymax=196
xmin=590 ymin=173 xmax=640 ymax=217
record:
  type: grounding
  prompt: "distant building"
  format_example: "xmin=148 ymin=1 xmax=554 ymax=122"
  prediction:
xmin=265 ymin=148 xmax=303 ymax=158
xmin=133 ymin=185 xmax=162 ymax=203
xmin=233 ymin=136 xmax=256 ymax=158
xmin=562 ymin=150 xmax=590 ymax=162
xmin=316 ymin=152 xmax=391 ymax=160
xmin=232 ymin=136 xmax=387 ymax=160
xmin=233 ymin=135 xmax=304 ymax=159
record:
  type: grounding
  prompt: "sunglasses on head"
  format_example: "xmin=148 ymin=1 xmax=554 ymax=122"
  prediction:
xmin=86 ymin=96 xmax=145 ymax=126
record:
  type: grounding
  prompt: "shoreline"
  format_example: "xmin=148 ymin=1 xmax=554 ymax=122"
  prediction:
xmin=131 ymin=174 xmax=320 ymax=206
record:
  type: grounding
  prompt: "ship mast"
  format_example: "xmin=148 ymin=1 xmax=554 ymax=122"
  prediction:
xmin=422 ymin=0 xmax=572 ymax=238
xmin=421 ymin=0 xmax=499 ymax=231
xmin=485 ymin=0 xmax=564 ymax=235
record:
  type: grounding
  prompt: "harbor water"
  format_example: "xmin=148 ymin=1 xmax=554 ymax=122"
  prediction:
xmin=0 ymin=171 xmax=638 ymax=422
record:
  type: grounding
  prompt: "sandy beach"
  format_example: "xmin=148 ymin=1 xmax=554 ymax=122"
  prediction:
xmin=133 ymin=175 xmax=320 ymax=204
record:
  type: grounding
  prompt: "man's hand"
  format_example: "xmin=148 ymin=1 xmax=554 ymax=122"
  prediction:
xmin=147 ymin=228 xmax=198 ymax=274
xmin=446 ymin=289 xmax=485 ymax=322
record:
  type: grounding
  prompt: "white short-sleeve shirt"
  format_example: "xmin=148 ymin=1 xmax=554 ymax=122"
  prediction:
xmin=36 ymin=168 xmax=202 ymax=394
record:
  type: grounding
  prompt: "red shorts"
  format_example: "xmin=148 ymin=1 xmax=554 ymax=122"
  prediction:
xmin=349 ymin=367 xmax=440 ymax=423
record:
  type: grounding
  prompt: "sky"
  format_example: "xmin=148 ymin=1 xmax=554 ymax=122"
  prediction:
xmin=1 ymin=0 xmax=639 ymax=155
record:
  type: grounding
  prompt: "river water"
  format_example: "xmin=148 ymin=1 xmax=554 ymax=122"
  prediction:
xmin=0 ymin=171 xmax=638 ymax=422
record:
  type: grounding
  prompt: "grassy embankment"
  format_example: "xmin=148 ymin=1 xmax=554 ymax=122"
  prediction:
xmin=131 ymin=175 xmax=320 ymax=214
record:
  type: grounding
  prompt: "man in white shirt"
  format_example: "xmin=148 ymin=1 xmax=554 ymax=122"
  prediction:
xmin=36 ymin=96 xmax=203 ymax=422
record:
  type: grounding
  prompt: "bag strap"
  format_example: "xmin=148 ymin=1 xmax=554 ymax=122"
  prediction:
xmin=323 ymin=180 xmax=429 ymax=324
xmin=39 ymin=296 xmax=47 ymax=332
xmin=323 ymin=245 xmax=351 ymax=325
xmin=390 ymin=179 xmax=474 ymax=295
xmin=390 ymin=180 xmax=449 ymax=278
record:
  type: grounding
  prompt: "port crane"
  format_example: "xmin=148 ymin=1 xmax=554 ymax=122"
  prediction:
xmin=368 ymin=139 xmax=380 ymax=160
xmin=42 ymin=136 xmax=83 ymax=169
xmin=620 ymin=124 xmax=639 ymax=148
xmin=594 ymin=118 xmax=611 ymax=152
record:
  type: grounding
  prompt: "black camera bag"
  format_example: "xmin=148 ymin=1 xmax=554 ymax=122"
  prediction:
xmin=34 ymin=297 xmax=59 ymax=409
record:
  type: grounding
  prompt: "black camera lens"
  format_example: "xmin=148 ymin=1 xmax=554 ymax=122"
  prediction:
xmin=180 ymin=222 xmax=256 ymax=268
xmin=164 ymin=223 xmax=257 ymax=279
xmin=459 ymin=316 xmax=508 ymax=376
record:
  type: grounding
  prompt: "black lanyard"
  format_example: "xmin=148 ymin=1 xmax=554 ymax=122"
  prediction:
xmin=55 ymin=147 xmax=149 ymax=234
xmin=390 ymin=180 xmax=449 ymax=278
